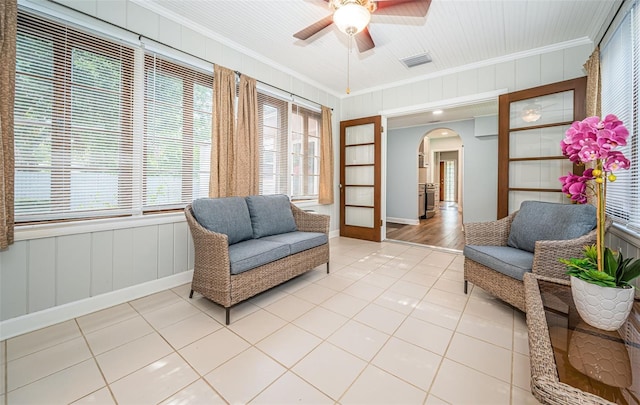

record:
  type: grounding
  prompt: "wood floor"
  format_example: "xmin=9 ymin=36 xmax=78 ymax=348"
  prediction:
xmin=386 ymin=202 xmax=465 ymax=251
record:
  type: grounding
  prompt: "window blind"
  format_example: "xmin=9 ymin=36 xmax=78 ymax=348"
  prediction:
xmin=14 ymin=12 xmax=135 ymax=222
xmin=143 ymin=54 xmax=212 ymax=210
xmin=601 ymin=3 xmax=640 ymax=232
xmin=257 ymin=91 xmax=289 ymax=195
xmin=291 ymin=105 xmax=321 ymax=199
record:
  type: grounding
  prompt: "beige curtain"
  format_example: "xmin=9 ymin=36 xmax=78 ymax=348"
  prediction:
xmin=0 ymin=0 xmax=17 ymax=249
xmin=209 ymin=65 xmax=236 ymax=198
xmin=234 ymin=75 xmax=259 ymax=196
xmin=584 ymin=47 xmax=601 ymax=117
xmin=318 ymin=106 xmax=334 ymax=204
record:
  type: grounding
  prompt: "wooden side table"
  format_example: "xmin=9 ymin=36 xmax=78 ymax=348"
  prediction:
xmin=523 ymin=273 xmax=639 ymax=405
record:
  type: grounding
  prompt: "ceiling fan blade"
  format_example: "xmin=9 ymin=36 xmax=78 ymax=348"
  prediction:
xmin=374 ymin=0 xmax=431 ymax=17
xmin=293 ymin=15 xmax=334 ymax=40
xmin=354 ymin=28 xmax=375 ymax=52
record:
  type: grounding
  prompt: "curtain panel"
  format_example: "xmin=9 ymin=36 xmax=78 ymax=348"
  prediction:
xmin=234 ymin=75 xmax=259 ymax=196
xmin=0 ymin=0 xmax=17 ymax=249
xmin=584 ymin=47 xmax=601 ymax=118
xmin=318 ymin=106 xmax=334 ymax=204
xmin=209 ymin=65 xmax=236 ymax=198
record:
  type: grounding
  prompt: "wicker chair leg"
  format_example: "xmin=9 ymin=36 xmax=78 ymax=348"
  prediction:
xmin=225 ymin=308 xmax=230 ymax=325
xmin=327 ymin=262 xmax=330 ymax=274
xmin=464 ymin=280 xmax=468 ymax=294
xmin=189 ymin=289 xmax=194 ymax=299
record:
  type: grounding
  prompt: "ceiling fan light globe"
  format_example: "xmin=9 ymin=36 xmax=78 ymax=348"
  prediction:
xmin=333 ymin=3 xmax=371 ymax=35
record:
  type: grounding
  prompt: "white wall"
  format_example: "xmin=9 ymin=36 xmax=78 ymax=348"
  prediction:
xmin=0 ymin=0 xmax=342 ymax=332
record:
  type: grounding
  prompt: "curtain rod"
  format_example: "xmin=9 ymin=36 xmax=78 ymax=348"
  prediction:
xmin=597 ymin=0 xmax=626 ymax=47
xmin=22 ymin=0 xmax=329 ymax=111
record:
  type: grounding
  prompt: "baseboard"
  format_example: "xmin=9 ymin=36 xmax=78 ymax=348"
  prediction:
xmin=0 ymin=270 xmax=194 ymax=340
xmin=329 ymin=229 xmax=340 ymax=239
xmin=386 ymin=217 xmax=419 ymax=226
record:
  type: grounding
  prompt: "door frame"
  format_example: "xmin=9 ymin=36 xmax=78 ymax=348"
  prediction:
xmin=378 ymin=90 xmax=505 ymax=240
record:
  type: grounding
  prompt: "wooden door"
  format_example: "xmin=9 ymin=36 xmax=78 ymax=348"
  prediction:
xmin=340 ymin=116 xmax=382 ymax=241
xmin=497 ymin=77 xmax=587 ymax=218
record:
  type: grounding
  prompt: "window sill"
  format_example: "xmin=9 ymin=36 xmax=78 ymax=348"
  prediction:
xmin=292 ymin=199 xmax=320 ymax=209
xmin=14 ymin=212 xmax=186 ymax=242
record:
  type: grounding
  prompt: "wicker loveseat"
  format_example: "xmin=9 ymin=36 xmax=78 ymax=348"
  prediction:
xmin=185 ymin=194 xmax=330 ymax=324
xmin=463 ymin=200 xmax=602 ymax=312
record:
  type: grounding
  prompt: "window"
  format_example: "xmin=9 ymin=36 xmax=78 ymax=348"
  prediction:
xmin=601 ymin=1 xmax=640 ymax=232
xmin=14 ymin=9 xmax=322 ymax=225
xmin=291 ymin=106 xmax=321 ymax=199
xmin=257 ymin=89 xmax=322 ymax=200
xmin=258 ymin=92 xmax=288 ymax=195
xmin=14 ymin=10 xmax=213 ymax=223
xmin=14 ymin=12 xmax=135 ymax=222
xmin=143 ymin=55 xmax=212 ymax=210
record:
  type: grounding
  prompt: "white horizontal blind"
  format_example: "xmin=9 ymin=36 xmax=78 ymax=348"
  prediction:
xmin=601 ymin=3 xmax=640 ymax=232
xmin=257 ymin=91 xmax=288 ymax=195
xmin=291 ymin=104 xmax=321 ymax=200
xmin=14 ymin=12 xmax=135 ymax=222
xmin=143 ymin=54 xmax=212 ymax=210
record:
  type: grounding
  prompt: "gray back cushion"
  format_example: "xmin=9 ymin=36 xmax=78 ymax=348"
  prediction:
xmin=507 ymin=201 xmax=596 ymax=253
xmin=245 ymin=195 xmax=298 ymax=238
xmin=191 ymin=197 xmax=253 ymax=245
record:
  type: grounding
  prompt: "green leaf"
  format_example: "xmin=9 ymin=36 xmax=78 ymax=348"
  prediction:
xmin=621 ymin=258 xmax=640 ymax=283
xmin=603 ymin=248 xmax=618 ymax=278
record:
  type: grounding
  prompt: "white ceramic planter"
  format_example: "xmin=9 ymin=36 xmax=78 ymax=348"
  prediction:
xmin=570 ymin=275 xmax=635 ymax=331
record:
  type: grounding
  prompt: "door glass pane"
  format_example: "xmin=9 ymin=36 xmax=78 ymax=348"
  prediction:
xmin=346 ymin=166 xmax=374 ymax=185
xmin=345 ymin=123 xmax=374 ymax=145
xmin=510 ymin=91 xmax=574 ymax=129
xmin=346 ymin=186 xmax=374 ymax=206
xmin=345 ymin=144 xmax=374 ymax=165
xmin=509 ymin=125 xmax=570 ymax=158
xmin=345 ymin=206 xmax=374 ymax=227
xmin=509 ymin=160 xmax=573 ymax=188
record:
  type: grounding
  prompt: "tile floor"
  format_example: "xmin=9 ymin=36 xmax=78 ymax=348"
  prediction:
xmin=1 ymin=237 xmax=539 ymax=404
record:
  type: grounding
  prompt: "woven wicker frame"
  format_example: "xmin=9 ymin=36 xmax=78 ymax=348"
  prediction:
xmin=463 ymin=210 xmax=609 ymax=312
xmin=524 ymin=273 xmax=615 ymax=405
xmin=185 ymin=203 xmax=330 ymax=324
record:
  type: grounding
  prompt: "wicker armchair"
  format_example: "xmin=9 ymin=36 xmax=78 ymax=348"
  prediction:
xmin=463 ymin=207 xmax=609 ymax=312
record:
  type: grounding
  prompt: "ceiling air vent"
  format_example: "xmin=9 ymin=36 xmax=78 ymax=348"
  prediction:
xmin=400 ymin=53 xmax=432 ymax=68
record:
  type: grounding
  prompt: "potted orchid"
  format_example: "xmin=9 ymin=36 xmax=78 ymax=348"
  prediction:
xmin=559 ymin=114 xmax=640 ymax=331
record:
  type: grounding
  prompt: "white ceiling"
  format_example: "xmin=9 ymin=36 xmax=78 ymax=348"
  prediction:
xmin=137 ymin=0 xmax=620 ymax=126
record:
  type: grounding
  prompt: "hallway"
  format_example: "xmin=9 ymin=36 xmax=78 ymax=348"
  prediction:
xmin=386 ymin=202 xmax=464 ymax=251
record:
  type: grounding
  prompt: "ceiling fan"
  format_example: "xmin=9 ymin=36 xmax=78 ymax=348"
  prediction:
xmin=293 ymin=0 xmax=431 ymax=53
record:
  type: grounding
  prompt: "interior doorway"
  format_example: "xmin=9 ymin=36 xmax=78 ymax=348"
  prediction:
xmin=385 ymin=129 xmax=465 ymax=251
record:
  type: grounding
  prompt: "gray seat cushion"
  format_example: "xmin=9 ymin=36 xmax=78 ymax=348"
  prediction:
xmin=507 ymin=201 xmax=596 ymax=253
xmin=245 ymin=195 xmax=298 ymax=238
xmin=191 ymin=197 xmax=253 ymax=245
xmin=228 ymin=239 xmax=291 ymax=275
xmin=262 ymin=231 xmax=328 ymax=254
xmin=463 ymin=245 xmax=534 ymax=281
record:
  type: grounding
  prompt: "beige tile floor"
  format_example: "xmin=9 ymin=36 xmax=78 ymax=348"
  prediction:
xmin=1 ymin=237 xmax=539 ymax=404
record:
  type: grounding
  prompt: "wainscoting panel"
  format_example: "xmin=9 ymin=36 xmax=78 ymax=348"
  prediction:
xmin=27 ymin=238 xmax=56 ymax=313
xmin=158 ymin=223 xmax=175 ymax=279
xmin=91 ymin=230 xmax=114 ymax=296
xmin=132 ymin=225 xmax=159 ymax=286
xmin=0 ymin=241 xmax=28 ymax=320
xmin=56 ymin=234 xmax=91 ymax=306
xmin=113 ymin=228 xmax=135 ymax=290
xmin=0 ymin=219 xmax=195 ymax=323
